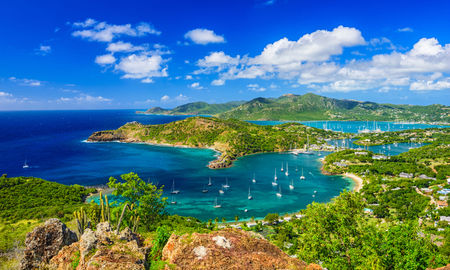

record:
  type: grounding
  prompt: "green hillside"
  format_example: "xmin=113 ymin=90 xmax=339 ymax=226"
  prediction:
xmin=137 ymin=101 xmax=245 ymax=115
xmin=217 ymin=93 xmax=449 ymax=122
xmin=88 ymin=116 xmax=341 ymax=168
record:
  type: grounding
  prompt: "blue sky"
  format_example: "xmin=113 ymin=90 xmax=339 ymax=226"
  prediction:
xmin=0 ymin=0 xmax=449 ymax=110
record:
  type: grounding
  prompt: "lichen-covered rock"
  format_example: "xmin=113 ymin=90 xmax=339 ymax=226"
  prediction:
xmin=20 ymin=218 xmax=77 ymax=270
xmin=162 ymin=228 xmax=316 ymax=270
xmin=49 ymin=223 xmax=147 ymax=270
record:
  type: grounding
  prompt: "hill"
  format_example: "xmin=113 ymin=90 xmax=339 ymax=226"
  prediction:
xmin=218 ymin=93 xmax=450 ymax=122
xmin=87 ymin=116 xmax=340 ymax=168
xmin=137 ymin=101 xmax=245 ymax=115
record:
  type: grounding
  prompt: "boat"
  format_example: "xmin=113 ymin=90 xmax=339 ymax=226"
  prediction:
xmin=244 ymin=209 xmax=248 ymax=213
xmin=23 ymin=159 xmax=29 ymax=169
xmin=213 ymin=197 xmax=221 ymax=208
xmin=272 ymin=176 xmax=278 ymax=186
xmin=285 ymin=162 xmax=289 ymax=176
xmin=170 ymin=180 xmax=180 ymax=194
xmin=295 ymin=166 xmax=298 ymax=172
xmin=202 ymin=185 xmax=209 ymax=193
xmin=219 ymin=188 xmax=225 ymax=194
xmin=170 ymin=195 xmax=177 ymax=205
xmin=274 ymin=168 xmax=277 ymax=180
xmin=223 ymin=178 xmax=230 ymax=188
xmin=289 ymin=179 xmax=294 ymax=190
xmin=280 ymin=162 xmax=284 ymax=172
xmin=208 ymin=177 xmax=212 ymax=186
xmin=314 ymin=190 xmax=317 ymax=194
xmin=252 ymin=173 xmax=256 ymax=183
xmin=276 ymin=185 xmax=282 ymax=197
xmin=300 ymin=168 xmax=305 ymax=180
xmin=248 ymin=187 xmax=253 ymax=200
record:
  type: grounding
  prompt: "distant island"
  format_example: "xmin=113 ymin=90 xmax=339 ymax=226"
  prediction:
xmin=88 ymin=116 xmax=343 ymax=168
xmin=137 ymin=93 xmax=449 ymax=123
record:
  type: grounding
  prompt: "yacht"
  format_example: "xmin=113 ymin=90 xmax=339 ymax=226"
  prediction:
xmin=285 ymin=162 xmax=289 ymax=176
xmin=170 ymin=195 xmax=177 ymax=205
xmin=208 ymin=177 xmax=212 ymax=186
xmin=248 ymin=187 xmax=253 ymax=200
xmin=300 ymin=168 xmax=305 ymax=180
xmin=23 ymin=159 xmax=29 ymax=169
xmin=219 ymin=188 xmax=225 ymax=194
xmin=289 ymin=179 xmax=294 ymax=190
xmin=223 ymin=178 xmax=230 ymax=189
xmin=202 ymin=185 xmax=209 ymax=193
xmin=170 ymin=180 xmax=180 ymax=194
xmin=274 ymin=168 xmax=277 ymax=180
xmin=280 ymin=162 xmax=284 ymax=172
xmin=252 ymin=173 xmax=256 ymax=183
xmin=276 ymin=185 xmax=282 ymax=197
xmin=213 ymin=197 xmax=221 ymax=208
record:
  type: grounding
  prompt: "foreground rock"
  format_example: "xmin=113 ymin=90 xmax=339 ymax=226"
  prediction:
xmin=20 ymin=218 xmax=78 ymax=270
xmin=49 ymin=222 xmax=146 ymax=270
xmin=162 ymin=229 xmax=320 ymax=270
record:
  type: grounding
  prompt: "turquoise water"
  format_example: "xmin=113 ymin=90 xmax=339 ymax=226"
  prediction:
xmin=2 ymin=111 xmax=443 ymax=221
xmin=250 ymin=120 xmax=446 ymax=133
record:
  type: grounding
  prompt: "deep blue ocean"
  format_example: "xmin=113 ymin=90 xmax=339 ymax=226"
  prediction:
xmin=0 ymin=110 xmax=445 ymax=221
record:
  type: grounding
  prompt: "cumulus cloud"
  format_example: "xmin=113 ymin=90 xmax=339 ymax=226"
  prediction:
xmin=114 ymin=53 xmax=168 ymax=83
xmin=9 ymin=77 xmax=42 ymax=87
xmin=0 ymin=91 xmax=29 ymax=104
xmin=211 ymin=79 xmax=225 ymax=86
xmin=0 ymin=91 xmax=12 ymax=97
xmin=247 ymin=83 xmax=266 ymax=92
xmin=184 ymin=28 xmax=225 ymax=45
xmin=106 ymin=41 xmax=145 ymax=53
xmin=189 ymin=82 xmax=204 ymax=90
xmin=160 ymin=94 xmax=188 ymax=103
xmin=95 ymin=54 xmax=116 ymax=65
xmin=194 ymin=26 xmax=450 ymax=93
xmin=72 ymin=19 xmax=160 ymax=42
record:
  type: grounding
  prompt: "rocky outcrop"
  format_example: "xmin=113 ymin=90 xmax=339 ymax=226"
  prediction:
xmin=49 ymin=222 xmax=146 ymax=270
xmin=87 ymin=130 xmax=126 ymax=142
xmin=20 ymin=218 xmax=78 ymax=270
xmin=162 ymin=228 xmax=320 ymax=270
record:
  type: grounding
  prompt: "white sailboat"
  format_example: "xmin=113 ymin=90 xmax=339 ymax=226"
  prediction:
xmin=223 ymin=178 xmax=230 ymax=188
xmin=213 ymin=197 xmax=221 ymax=208
xmin=252 ymin=173 xmax=256 ymax=183
xmin=202 ymin=185 xmax=208 ymax=193
xmin=23 ymin=159 xmax=29 ymax=169
xmin=280 ymin=162 xmax=284 ymax=172
xmin=285 ymin=162 xmax=289 ymax=176
xmin=289 ymin=179 xmax=294 ymax=190
xmin=208 ymin=177 xmax=212 ymax=186
xmin=301 ymin=135 xmax=313 ymax=155
xmin=295 ymin=166 xmax=298 ymax=172
xmin=276 ymin=185 xmax=282 ymax=197
xmin=274 ymin=168 xmax=277 ymax=180
xmin=219 ymin=187 xmax=225 ymax=194
xmin=170 ymin=195 xmax=177 ymax=205
xmin=170 ymin=180 xmax=180 ymax=194
xmin=300 ymin=168 xmax=305 ymax=180
xmin=248 ymin=187 xmax=253 ymax=200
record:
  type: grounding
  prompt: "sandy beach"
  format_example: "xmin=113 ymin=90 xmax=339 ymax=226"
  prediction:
xmin=343 ymin=173 xmax=363 ymax=192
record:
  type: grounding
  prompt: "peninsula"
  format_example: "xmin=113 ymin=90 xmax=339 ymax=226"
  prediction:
xmin=87 ymin=116 xmax=341 ymax=168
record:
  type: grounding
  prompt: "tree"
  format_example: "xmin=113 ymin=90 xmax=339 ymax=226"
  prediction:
xmin=108 ymin=172 xmax=167 ymax=231
xmin=264 ymin=213 xmax=279 ymax=225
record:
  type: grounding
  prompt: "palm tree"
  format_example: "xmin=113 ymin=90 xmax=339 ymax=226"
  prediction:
xmin=234 ymin=215 xmax=239 ymax=222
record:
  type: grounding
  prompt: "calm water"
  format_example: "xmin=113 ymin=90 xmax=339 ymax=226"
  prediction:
xmin=250 ymin=120 xmax=446 ymax=133
xmin=0 ymin=110 xmax=444 ymax=221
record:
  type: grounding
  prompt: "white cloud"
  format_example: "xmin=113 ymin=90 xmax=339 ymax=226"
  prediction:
xmin=0 ymin=91 xmax=12 ymax=97
xmin=190 ymin=82 xmax=204 ymax=90
xmin=106 ymin=41 xmax=145 ymax=53
xmin=194 ymin=26 xmax=450 ymax=93
xmin=247 ymin=83 xmax=266 ymax=92
xmin=0 ymin=91 xmax=29 ymax=104
xmin=114 ymin=53 xmax=168 ymax=81
xmin=410 ymin=79 xmax=450 ymax=91
xmin=211 ymin=79 xmax=225 ymax=86
xmin=36 ymin=44 xmax=51 ymax=55
xmin=184 ymin=28 xmax=225 ymax=45
xmin=9 ymin=77 xmax=42 ymax=87
xmin=141 ymin=78 xmax=154 ymax=83
xmin=185 ymin=75 xmax=193 ymax=80
xmin=95 ymin=54 xmax=116 ymax=65
xmin=160 ymin=94 xmax=188 ymax=103
xmin=398 ymin=27 xmax=413 ymax=32
xmin=58 ymin=94 xmax=112 ymax=103
xmin=72 ymin=19 xmax=160 ymax=42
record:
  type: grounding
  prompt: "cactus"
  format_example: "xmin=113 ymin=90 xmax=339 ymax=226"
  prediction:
xmin=116 ymin=202 xmax=128 ymax=235
xmin=74 ymin=207 xmax=88 ymax=236
xmin=99 ymin=191 xmax=111 ymax=223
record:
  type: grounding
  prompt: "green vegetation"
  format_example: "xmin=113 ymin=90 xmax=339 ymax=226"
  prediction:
xmin=269 ymin=191 xmax=446 ymax=269
xmin=137 ymin=100 xmax=245 ymax=115
xmin=88 ymin=116 xmax=341 ymax=168
xmin=354 ymin=127 xmax=450 ymax=146
xmin=217 ymin=93 xmax=449 ymax=122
